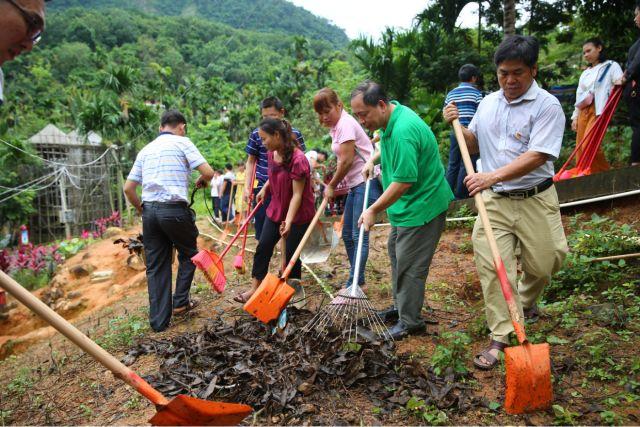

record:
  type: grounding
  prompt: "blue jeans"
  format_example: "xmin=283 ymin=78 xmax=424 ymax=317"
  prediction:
xmin=446 ymin=132 xmax=479 ymax=200
xmin=343 ymin=179 xmax=382 ymax=287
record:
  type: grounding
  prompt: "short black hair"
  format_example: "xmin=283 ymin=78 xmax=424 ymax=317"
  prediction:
xmin=160 ymin=109 xmax=187 ymax=127
xmin=458 ymin=64 xmax=480 ymax=82
xmin=260 ymin=96 xmax=284 ymax=111
xmin=316 ymin=149 xmax=329 ymax=158
xmin=494 ymin=35 xmax=539 ymax=68
xmin=225 ymin=163 xmax=233 ymax=170
xmin=350 ymin=80 xmax=389 ymax=106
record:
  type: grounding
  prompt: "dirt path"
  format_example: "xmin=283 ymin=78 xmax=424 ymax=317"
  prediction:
xmin=0 ymin=197 xmax=639 ymax=425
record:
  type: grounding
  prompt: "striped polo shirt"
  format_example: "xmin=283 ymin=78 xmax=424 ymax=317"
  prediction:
xmin=245 ymin=127 xmax=305 ymax=186
xmin=444 ymin=82 xmax=483 ymax=126
xmin=127 ymin=132 xmax=207 ymax=203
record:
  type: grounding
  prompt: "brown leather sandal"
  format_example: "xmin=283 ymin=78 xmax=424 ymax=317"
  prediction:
xmin=173 ymin=299 xmax=199 ymax=315
xmin=473 ymin=340 xmax=507 ymax=370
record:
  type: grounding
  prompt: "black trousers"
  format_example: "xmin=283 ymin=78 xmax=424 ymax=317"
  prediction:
xmin=142 ymin=202 xmax=198 ymax=332
xmin=212 ymin=196 xmax=221 ymax=218
xmin=627 ymin=92 xmax=640 ymax=163
xmin=251 ymin=217 xmax=309 ymax=281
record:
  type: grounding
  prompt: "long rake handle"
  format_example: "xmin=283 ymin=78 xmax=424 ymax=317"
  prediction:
xmin=452 ymin=119 xmax=527 ymax=344
xmin=220 ymin=200 xmax=264 ymax=259
xmin=349 ymin=178 xmax=371 ymax=297
xmin=0 ymin=271 xmax=169 ymax=406
xmin=239 ymin=164 xmax=258 ymax=257
xmin=282 ymin=197 xmax=329 ymax=280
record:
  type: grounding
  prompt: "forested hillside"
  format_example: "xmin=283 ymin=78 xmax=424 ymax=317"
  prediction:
xmin=48 ymin=0 xmax=349 ymax=47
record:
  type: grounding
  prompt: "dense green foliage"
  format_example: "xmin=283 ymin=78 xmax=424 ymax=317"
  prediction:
xmin=2 ymin=0 xmax=639 ymax=226
xmin=48 ymin=0 xmax=349 ymax=48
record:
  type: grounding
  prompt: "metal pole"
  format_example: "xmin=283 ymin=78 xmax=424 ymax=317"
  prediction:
xmin=59 ymin=172 xmax=72 ymax=240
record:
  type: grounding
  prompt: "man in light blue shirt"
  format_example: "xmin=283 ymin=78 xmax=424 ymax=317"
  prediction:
xmin=444 ymin=36 xmax=568 ymax=370
xmin=443 ymin=64 xmax=483 ymax=199
xmin=124 ymin=110 xmax=214 ymax=332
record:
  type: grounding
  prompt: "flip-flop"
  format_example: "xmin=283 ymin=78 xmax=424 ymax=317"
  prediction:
xmin=473 ymin=340 xmax=507 ymax=370
xmin=173 ymin=299 xmax=199 ymax=315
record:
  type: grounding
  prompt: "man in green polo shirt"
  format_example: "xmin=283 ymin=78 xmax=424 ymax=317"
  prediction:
xmin=351 ymin=80 xmax=453 ymax=340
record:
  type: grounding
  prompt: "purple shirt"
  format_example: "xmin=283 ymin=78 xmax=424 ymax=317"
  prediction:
xmin=266 ymin=149 xmax=315 ymax=225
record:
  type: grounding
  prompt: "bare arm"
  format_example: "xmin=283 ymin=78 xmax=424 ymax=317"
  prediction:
xmin=359 ymin=182 xmax=412 ymax=230
xmin=123 ymin=180 xmax=142 ymax=214
xmin=195 ymin=162 xmax=214 ymax=188
xmin=244 ymin=155 xmax=257 ymax=200
xmin=463 ymin=151 xmax=549 ymax=196
xmin=281 ymin=178 xmax=305 ymax=237
xmin=443 ymin=102 xmax=479 ymax=154
xmin=325 ymin=141 xmax=356 ymax=197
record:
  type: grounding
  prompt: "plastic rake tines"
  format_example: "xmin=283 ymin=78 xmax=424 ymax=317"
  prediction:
xmin=303 ymin=284 xmax=393 ymax=342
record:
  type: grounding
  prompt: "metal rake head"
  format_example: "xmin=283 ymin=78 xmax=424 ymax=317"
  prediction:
xmin=303 ymin=284 xmax=393 ymax=342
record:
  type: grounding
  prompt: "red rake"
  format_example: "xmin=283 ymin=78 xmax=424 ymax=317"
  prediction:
xmin=234 ymin=163 xmax=257 ymax=275
xmin=192 ymin=201 xmax=263 ymax=292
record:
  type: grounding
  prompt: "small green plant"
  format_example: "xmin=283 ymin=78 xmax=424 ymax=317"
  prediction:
xmin=7 ymin=367 xmax=34 ymax=398
xmin=430 ymin=331 xmax=472 ymax=376
xmin=447 ymin=205 xmax=475 ymax=230
xmin=405 ymin=396 xmax=448 ymax=425
xmin=600 ymin=410 xmax=621 ymax=426
xmin=0 ymin=409 xmax=12 ymax=426
xmin=552 ymin=404 xmax=580 ymax=425
xmin=9 ymin=269 xmax=50 ymax=291
xmin=79 ymin=403 xmax=94 ymax=417
xmin=96 ymin=314 xmax=149 ymax=351
xmin=124 ymin=395 xmax=141 ymax=410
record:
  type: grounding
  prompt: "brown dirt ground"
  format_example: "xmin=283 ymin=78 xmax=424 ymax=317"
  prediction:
xmin=0 ymin=196 xmax=639 ymax=425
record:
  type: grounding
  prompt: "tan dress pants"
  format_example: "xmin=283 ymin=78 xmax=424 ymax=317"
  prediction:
xmin=472 ymin=186 xmax=568 ymax=344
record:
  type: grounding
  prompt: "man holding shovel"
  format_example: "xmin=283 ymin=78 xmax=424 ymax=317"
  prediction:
xmin=0 ymin=0 xmax=49 ymax=317
xmin=443 ymin=35 xmax=568 ymax=370
xmin=352 ymin=81 xmax=453 ymax=340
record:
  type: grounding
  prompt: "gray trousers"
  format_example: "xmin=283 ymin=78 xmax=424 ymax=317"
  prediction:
xmin=142 ymin=202 xmax=199 ymax=332
xmin=388 ymin=212 xmax=446 ymax=329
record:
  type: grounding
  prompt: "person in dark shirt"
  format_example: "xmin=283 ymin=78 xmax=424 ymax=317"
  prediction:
xmin=616 ymin=2 xmax=640 ymax=166
xmin=243 ymin=97 xmax=305 ymax=239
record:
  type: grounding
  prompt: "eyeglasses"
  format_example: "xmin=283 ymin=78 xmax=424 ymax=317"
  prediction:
xmin=5 ymin=0 xmax=43 ymax=44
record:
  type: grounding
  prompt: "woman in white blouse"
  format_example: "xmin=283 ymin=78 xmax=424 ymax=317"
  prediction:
xmin=572 ymin=38 xmax=623 ymax=173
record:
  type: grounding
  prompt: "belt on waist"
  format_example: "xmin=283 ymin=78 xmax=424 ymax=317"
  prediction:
xmin=495 ymin=178 xmax=553 ymax=200
xmin=143 ymin=201 xmax=188 ymax=207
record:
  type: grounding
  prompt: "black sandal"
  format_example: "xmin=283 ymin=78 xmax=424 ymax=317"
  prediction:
xmin=473 ymin=340 xmax=507 ymax=370
xmin=524 ymin=305 xmax=540 ymax=324
xmin=173 ymin=299 xmax=199 ymax=315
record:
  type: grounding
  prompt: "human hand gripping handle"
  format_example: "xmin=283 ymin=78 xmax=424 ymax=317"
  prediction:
xmin=451 ymin=119 xmax=527 ymax=344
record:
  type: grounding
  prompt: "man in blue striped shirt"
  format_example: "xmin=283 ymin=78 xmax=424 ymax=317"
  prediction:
xmin=444 ymin=64 xmax=483 ymax=199
xmin=243 ymin=96 xmax=305 ymax=239
xmin=124 ymin=110 xmax=214 ymax=332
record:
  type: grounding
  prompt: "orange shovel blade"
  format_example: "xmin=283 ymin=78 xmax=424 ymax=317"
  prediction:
xmin=243 ymin=273 xmax=295 ymax=323
xmin=149 ymin=395 xmax=252 ymax=426
xmin=504 ymin=342 xmax=553 ymax=414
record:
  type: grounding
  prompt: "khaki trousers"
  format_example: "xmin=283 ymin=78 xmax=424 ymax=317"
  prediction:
xmin=472 ymin=186 xmax=568 ymax=344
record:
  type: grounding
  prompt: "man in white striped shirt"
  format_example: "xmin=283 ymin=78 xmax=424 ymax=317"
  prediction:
xmin=124 ymin=110 xmax=214 ymax=332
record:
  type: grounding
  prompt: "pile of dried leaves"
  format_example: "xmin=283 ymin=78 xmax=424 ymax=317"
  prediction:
xmin=123 ymin=308 xmax=480 ymax=422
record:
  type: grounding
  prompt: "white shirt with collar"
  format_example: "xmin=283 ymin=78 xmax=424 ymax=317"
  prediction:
xmin=572 ymin=60 xmax=623 ymax=120
xmin=468 ymin=80 xmax=565 ymax=192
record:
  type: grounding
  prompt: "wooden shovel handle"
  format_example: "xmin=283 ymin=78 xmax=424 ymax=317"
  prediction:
xmin=282 ymin=197 xmax=329 ymax=279
xmin=0 ymin=271 xmax=169 ymax=406
xmin=452 ymin=119 xmax=527 ymax=344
